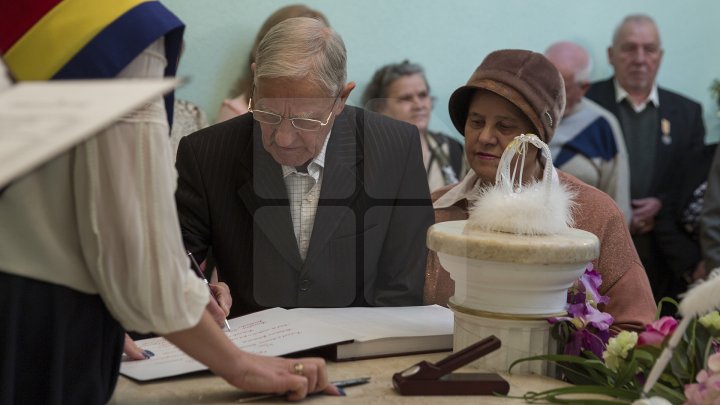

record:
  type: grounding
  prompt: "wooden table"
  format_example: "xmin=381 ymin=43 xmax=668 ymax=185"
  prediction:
xmin=110 ymin=352 xmax=569 ymax=404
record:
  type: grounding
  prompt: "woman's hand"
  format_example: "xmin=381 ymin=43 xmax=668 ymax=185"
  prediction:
xmin=123 ymin=333 xmax=154 ymax=360
xmin=226 ymin=353 xmax=340 ymax=401
xmin=163 ymin=311 xmax=341 ymax=401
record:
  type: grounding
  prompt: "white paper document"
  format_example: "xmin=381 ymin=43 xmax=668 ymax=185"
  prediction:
xmin=120 ymin=305 xmax=454 ymax=380
xmin=119 ymin=308 xmax=355 ymax=381
xmin=0 ymin=78 xmax=179 ymax=188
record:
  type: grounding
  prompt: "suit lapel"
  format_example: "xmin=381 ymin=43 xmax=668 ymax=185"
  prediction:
xmin=236 ymin=121 xmax=303 ymax=270
xmin=304 ymin=107 xmax=363 ymax=267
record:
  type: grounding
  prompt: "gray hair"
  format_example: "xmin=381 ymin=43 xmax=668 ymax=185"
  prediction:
xmin=361 ymin=60 xmax=429 ymax=112
xmin=612 ymin=14 xmax=661 ymax=47
xmin=254 ymin=17 xmax=346 ymax=96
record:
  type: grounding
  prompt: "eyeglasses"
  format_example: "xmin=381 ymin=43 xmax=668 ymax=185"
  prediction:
xmin=247 ymin=88 xmax=339 ymax=132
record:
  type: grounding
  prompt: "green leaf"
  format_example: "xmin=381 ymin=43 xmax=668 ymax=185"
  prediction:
xmin=521 ymin=384 xmax=638 ymax=404
xmin=702 ymin=338 xmax=716 ymax=369
xmin=669 ymin=348 xmax=691 ymax=381
xmin=613 ymin=354 xmax=638 ymax=388
xmin=658 ymin=369 xmax=681 ymax=387
xmin=511 ymin=353 xmax=618 ymax=388
xmin=557 ymin=362 xmax=608 ymax=386
xmin=633 ymin=347 xmax=659 ymax=367
xmin=656 ymin=297 xmax=679 ymax=318
xmin=510 ymin=354 xmax=606 ymax=373
xmin=649 ymin=380 xmax=687 ymax=405
xmin=694 ymin=322 xmax=712 ymax=368
xmin=687 ymin=319 xmax=700 ymax=378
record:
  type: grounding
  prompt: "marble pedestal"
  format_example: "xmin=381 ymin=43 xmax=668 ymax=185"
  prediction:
xmin=427 ymin=220 xmax=599 ymax=375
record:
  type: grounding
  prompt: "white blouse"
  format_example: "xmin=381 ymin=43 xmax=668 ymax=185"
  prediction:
xmin=0 ymin=38 xmax=208 ymax=334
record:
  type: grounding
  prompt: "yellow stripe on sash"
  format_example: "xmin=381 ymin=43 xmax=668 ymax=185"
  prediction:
xmin=5 ymin=0 xmax=149 ymax=80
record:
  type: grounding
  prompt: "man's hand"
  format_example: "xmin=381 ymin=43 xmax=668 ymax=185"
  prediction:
xmin=630 ymin=197 xmax=662 ymax=235
xmin=206 ymin=282 xmax=232 ymax=327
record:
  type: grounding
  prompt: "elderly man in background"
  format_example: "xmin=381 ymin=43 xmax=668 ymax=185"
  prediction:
xmin=586 ymin=14 xmax=707 ymax=301
xmin=175 ymin=17 xmax=434 ymax=317
xmin=545 ymin=41 xmax=631 ymax=222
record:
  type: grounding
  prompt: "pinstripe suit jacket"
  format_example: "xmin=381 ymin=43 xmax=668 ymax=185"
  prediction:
xmin=175 ymin=106 xmax=433 ymax=317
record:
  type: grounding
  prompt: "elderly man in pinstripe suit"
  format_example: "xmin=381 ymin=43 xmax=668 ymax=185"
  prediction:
xmin=175 ymin=17 xmax=433 ymax=318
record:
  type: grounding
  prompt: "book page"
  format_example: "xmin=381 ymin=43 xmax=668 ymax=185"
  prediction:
xmin=290 ymin=305 xmax=454 ymax=342
xmin=120 ymin=308 xmax=355 ymax=381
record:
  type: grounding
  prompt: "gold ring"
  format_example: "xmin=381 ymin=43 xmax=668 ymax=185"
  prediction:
xmin=292 ymin=362 xmax=304 ymax=375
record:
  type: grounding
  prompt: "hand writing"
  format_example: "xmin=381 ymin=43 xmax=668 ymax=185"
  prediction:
xmin=207 ymin=282 xmax=232 ymax=328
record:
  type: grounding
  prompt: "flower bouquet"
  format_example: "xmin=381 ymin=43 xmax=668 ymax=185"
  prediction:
xmin=509 ymin=265 xmax=720 ymax=404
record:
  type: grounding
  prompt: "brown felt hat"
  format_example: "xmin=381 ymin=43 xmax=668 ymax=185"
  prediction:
xmin=448 ymin=49 xmax=566 ymax=143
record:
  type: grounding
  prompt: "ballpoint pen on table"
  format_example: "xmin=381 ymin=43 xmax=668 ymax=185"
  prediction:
xmin=236 ymin=376 xmax=371 ymax=402
xmin=186 ymin=250 xmax=232 ymax=331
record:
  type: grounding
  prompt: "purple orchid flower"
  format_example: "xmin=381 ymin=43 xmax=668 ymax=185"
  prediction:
xmin=564 ymin=328 xmax=609 ymax=358
xmin=579 ymin=266 xmax=609 ymax=306
xmin=550 ymin=264 xmax=614 ymax=358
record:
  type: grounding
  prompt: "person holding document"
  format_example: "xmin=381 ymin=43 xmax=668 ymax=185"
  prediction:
xmin=0 ymin=2 xmax=337 ymax=403
xmin=175 ymin=17 xmax=433 ymax=317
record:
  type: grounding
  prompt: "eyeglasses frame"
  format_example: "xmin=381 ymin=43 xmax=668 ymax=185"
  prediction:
xmin=247 ymin=85 xmax=340 ymax=132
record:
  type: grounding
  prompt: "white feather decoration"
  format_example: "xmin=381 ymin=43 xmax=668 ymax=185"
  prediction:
xmin=465 ymin=134 xmax=576 ymax=235
xmin=679 ymin=273 xmax=720 ymax=317
xmin=467 ymin=179 xmax=576 ymax=235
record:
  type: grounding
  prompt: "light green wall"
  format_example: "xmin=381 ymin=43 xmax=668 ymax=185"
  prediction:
xmin=164 ymin=0 xmax=720 ymax=142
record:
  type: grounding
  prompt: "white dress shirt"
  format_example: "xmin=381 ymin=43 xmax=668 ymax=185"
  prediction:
xmin=614 ymin=78 xmax=660 ymax=113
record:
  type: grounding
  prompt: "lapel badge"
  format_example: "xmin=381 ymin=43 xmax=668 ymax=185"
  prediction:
xmin=661 ymin=118 xmax=671 ymax=145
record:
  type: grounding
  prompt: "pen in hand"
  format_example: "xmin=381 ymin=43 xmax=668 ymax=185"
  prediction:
xmin=186 ymin=250 xmax=232 ymax=331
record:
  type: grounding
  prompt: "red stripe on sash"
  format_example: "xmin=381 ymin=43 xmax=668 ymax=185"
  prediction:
xmin=0 ymin=0 xmax=62 ymax=52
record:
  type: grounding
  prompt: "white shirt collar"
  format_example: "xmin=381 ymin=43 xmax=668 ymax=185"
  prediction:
xmin=433 ymin=171 xmax=481 ymax=209
xmin=613 ymin=78 xmax=659 ymax=113
xmin=281 ymin=130 xmax=331 ymax=180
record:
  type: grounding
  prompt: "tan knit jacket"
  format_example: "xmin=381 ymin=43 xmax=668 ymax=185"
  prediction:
xmin=424 ymin=171 xmax=656 ymax=333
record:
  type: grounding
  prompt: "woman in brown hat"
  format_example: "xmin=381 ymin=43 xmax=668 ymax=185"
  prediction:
xmin=424 ymin=49 xmax=656 ymax=333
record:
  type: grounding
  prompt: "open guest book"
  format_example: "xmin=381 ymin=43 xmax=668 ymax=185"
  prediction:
xmin=120 ymin=305 xmax=454 ymax=381
xmin=0 ymin=56 xmax=179 ymax=188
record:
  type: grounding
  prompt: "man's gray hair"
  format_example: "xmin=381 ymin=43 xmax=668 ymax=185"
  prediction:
xmin=612 ymin=14 xmax=661 ymax=47
xmin=254 ymin=17 xmax=346 ymax=96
